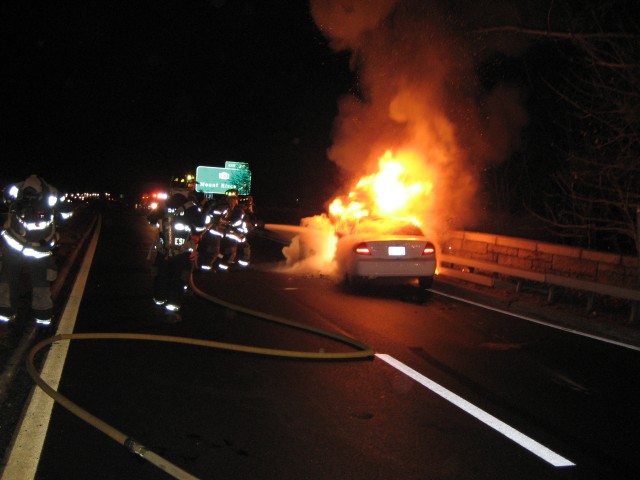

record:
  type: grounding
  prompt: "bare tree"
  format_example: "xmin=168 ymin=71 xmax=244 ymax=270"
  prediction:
xmin=475 ymin=2 xmax=640 ymax=263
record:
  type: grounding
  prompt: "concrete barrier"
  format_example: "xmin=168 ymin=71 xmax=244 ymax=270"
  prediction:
xmin=438 ymin=231 xmax=639 ymax=322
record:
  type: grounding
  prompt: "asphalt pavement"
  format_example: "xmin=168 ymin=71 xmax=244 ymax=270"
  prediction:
xmin=432 ymin=274 xmax=640 ymax=351
xmin=2 ymin=209 xmax=639 ymax=479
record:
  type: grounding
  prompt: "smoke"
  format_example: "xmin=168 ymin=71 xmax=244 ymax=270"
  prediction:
xmin=310 ymin=0 xmax=529 ymax=236
xmin=280 ymin=215 xmax=337 ymax=275
xmin=271 ymin=0 xmax=532 ymax=277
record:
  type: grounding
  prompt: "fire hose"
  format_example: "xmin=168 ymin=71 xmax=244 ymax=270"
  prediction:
xmin=26 ymin=246 xmax=375 ymax=479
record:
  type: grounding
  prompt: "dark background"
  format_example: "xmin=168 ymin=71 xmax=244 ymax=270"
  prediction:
xmin=4 ymin=1 xmax=352 ymax=207
xmin=4 ymin=0 xmax=636 ymax=248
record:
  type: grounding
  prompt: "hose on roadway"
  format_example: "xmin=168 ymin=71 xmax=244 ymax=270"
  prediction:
xmin=26 ymin=250 xmax=375 ymax=479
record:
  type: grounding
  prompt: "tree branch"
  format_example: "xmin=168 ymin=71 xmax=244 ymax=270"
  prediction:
xmin=471 ymin=26 xmax=639 ymax=41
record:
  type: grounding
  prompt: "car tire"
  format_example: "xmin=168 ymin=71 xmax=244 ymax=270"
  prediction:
xmin=344 ymin=273 xmax=354 ymax=288
xmin=418 ymin=276 xmax=433 ymax=289
xmin=344 ymin=273 xmax=363 ymax=291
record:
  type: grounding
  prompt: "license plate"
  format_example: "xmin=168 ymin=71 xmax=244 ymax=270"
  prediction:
xmin=388 ymin=246 xmax=405 ymax=256
xmin=174 ymin=238 xmax=185 ymax=246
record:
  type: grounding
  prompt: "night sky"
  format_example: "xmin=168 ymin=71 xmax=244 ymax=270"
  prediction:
xmin=5 ymin=0 xmax=634 ymax=226
xmin=4 ymin=1 xmax=352 ymax=205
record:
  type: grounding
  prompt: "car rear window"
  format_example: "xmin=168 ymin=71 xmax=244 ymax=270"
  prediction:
xmin=393 ymin=225 xmax=423 ymax=236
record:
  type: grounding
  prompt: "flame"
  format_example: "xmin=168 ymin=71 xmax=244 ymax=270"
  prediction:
xmin=329 ymin=149 xmax=434 ymax=235
xmin=276 ymin=148 xmax=437 ymax=277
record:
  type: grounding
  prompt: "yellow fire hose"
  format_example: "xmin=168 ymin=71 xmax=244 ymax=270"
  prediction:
xmin=26 ymin=272 xmax=375 ymax=479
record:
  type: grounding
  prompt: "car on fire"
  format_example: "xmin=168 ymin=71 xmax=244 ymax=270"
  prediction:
xmin=334 ymin=221 xmax=437 ymax=290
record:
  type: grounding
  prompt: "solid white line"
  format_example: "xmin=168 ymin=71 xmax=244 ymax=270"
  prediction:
xmin=1 ymin=219 xmax=101 ymax=480
xmin=431 ymin=288 xmax=640 ymax=352
xmin=376 ymin=353 xmax=575 ymax=467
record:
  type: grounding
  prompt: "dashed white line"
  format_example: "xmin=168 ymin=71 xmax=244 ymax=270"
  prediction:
xmin=376 ymin=353 xmax=575 ymax=467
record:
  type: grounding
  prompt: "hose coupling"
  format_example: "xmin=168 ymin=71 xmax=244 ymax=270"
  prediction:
xmin=124 ymin=437 xmax=148 ymax=458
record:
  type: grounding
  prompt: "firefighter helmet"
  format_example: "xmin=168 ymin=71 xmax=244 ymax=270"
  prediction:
xmin=166 ymin=193 xmax=187 ymax=209
xmin=169 ymin=173 xmax=195 ymax=198
xmin=14 ymin=175 xmax=57 ymax=207
xmin=22 ymin=175 xmax=44 ymax=198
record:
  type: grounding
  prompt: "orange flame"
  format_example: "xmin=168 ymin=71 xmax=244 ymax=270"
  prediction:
xmin=329 ymin=149 xmax=434 ymax=235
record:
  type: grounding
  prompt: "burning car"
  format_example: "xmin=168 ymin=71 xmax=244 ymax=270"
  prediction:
xmin=277 ymin=149 xmax=439 ymax=291
xmin=328 ymin=150 xmax=437 ymax=289
xmin=334 ymin=220 xmax=436 ymax=289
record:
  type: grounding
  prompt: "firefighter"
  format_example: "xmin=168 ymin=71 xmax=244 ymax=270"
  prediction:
xmin=0 ymin=175 xmax=61 ymax=327
xmin=148 ymin=190 xmax=204 ymax=320
xmin=197 ymin=189 xmax=240 ymax=272
xmin=233 ymin=195 xmax=259 ymax=269
xmin=216 ymin=196 xmax=244 ymax=270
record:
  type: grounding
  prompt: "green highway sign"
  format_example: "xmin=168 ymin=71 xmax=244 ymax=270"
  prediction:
xmin=195 ymin=165 xmax=252 ymax=195
xmin=225 ymin=161 xmax=250 ymax=170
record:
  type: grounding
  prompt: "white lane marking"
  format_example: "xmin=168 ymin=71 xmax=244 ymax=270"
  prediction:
xmin=376 ymin=353 xmax=575 ymax=468
xmin=431 ymin=288 xmax=640 ymax=352
xmin=1 ymin=219 xmax=101 ymax=480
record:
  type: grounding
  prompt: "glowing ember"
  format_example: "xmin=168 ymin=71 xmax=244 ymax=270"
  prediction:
xmin=329 ymin=149 xmax=434 ymax=235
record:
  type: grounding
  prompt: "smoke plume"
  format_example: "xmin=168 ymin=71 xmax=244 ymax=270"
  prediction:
xmin=310 ymin=0 xmax=529 ymax=236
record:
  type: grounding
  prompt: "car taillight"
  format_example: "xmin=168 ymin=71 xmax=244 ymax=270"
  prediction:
xmin=422 ymin=242 xmax=435 ymax=255
xmin=354 ymin=242 xmax=372 ymax=255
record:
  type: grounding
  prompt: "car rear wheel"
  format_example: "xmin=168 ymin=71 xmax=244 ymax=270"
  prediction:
xmin=344 ymin=273 xmax=363 ymax=291
xmin=418 ymin=276 xmax=433 ymax=289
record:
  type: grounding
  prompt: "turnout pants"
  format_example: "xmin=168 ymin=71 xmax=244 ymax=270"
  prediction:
xmin=0 ymin=246 xmax=57 ymax=322
xmin=152 ymin=251 xmax=191 ymax=310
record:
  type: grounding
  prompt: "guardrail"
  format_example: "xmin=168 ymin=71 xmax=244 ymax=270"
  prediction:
xmin=257 ymin=214 xmax=640 ymax=323
xmin=437 ymin=231 xmax=640 ymax=323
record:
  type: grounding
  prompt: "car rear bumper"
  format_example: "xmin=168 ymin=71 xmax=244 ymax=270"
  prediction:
xmin=353 ymin=259 xmax=436 ymax=278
